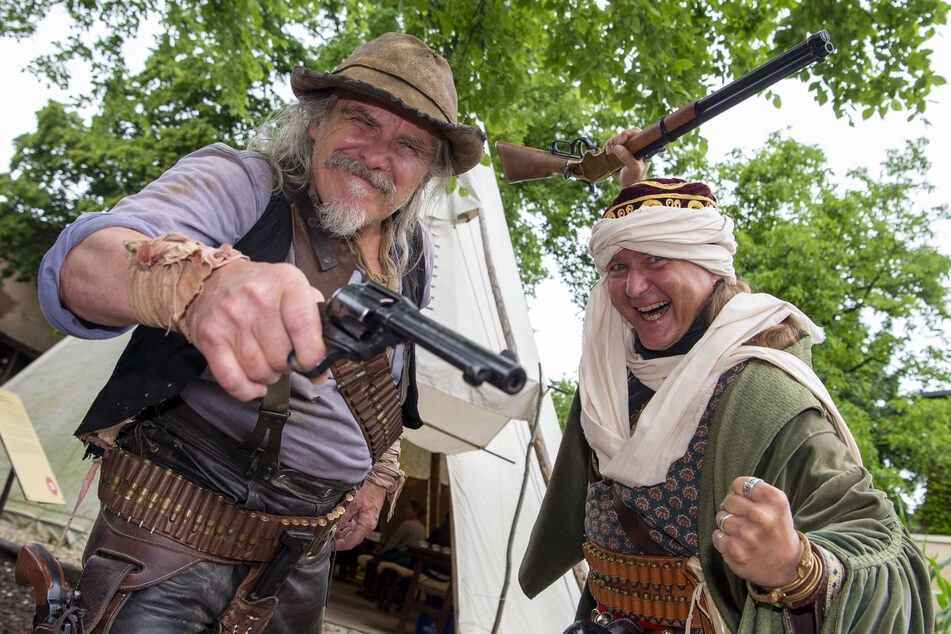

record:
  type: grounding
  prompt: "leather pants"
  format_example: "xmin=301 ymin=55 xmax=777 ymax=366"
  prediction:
xmin=79 ymin=401 xmax=357 ymax=633
xmin=106 ymin=539 xmax=333 ymax=633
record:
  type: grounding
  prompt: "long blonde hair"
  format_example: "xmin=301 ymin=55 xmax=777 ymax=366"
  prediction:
xmin=703 ymin=279 xmax=801 ymax=350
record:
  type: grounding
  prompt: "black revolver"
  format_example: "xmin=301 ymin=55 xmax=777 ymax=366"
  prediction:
xmin=290 ymin=281 xmax=527 ymax=395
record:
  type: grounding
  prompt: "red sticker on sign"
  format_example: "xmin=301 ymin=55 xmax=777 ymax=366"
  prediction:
xmin=46 ymin=477 xmax=59 ymax=495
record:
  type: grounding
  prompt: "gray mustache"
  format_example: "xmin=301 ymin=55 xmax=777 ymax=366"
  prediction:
xmin=324 ymin=151 xmax=397 ymax=201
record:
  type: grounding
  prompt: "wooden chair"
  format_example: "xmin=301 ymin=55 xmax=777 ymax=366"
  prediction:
xmin=396 ymin=554 xmax=453 ymax=633
xmin=375 ymin=561 xmax=414 ymax=613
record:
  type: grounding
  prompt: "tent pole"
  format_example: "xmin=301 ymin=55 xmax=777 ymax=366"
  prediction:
xmin=491 ymin=365 xmax=546 ymax=633
xmin=429 ymin=452 xmax=441 ymax=534
xmin=474 ymin=209 xmax=517 ymax=354
xmin=474 ymin=211 xmax=553 ymax=480
xmin=476 ymin=197 xmax=564 ymax=629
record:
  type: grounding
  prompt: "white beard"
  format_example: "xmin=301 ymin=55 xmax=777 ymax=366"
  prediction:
xmin=315 ymin=197 xmax=368 ymax=239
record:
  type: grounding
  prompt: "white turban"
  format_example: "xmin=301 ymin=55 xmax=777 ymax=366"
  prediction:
xmin=588 ymin=205 xmax=737 ymax=280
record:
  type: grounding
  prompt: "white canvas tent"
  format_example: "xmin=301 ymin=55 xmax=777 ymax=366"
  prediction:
xmin=0 ymin=159 xmax=580 ymax=632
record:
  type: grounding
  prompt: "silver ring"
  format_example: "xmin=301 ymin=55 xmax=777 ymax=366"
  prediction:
xmin=717 ymin=512 xmax=734 ymax=533
xmin=742 ymin=477 xmax=762 ymax=499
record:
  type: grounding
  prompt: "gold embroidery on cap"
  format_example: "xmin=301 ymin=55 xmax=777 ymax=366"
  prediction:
xmin=603 ymin=191 xmax=717 ymax=219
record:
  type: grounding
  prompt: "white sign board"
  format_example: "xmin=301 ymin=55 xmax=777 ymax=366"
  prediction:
xmin=0 ymin=387 xmax=65 ymax=505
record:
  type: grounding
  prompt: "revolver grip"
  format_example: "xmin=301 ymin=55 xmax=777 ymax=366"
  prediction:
xmin=15 ymin=543 xmax=65 ymax=609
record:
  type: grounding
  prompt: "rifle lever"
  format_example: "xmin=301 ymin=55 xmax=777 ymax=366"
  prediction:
xmin=549 ymin=136 xmax=598 ymax=159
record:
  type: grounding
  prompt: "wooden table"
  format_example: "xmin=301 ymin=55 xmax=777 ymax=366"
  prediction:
xmin=396 ymin=545 xmax=453 ymax=632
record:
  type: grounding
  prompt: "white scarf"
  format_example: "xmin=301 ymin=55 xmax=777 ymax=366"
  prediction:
xmin=588 ymin=206 xmax=737 ymax=280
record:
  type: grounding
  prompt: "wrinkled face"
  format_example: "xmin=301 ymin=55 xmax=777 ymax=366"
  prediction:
xmin=606 ymin=249 xmax=719 ymax=351
xmin=308 ymin=95 xmax=440 ymax=229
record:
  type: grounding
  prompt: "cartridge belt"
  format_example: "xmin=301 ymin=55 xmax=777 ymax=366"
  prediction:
xmin=583 ymin=540 xmax=701 ymax=627
xmin=98 ymin=448 xmax=352 ymax=563
xmin=290 ymin=203 xmax=405 ymax=464
xmin=333 ymin=353 xmax=404 ymax=462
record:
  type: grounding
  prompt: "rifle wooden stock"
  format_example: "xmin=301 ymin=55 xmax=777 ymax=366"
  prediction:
xmin=496 ymin=30 xmax=834 ymax=185
xmin=494 ymin=141 xmax=572 ymax=183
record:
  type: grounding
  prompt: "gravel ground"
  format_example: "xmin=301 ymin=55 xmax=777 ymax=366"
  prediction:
xmin=0 ymin=547 xmax=41 ymax=633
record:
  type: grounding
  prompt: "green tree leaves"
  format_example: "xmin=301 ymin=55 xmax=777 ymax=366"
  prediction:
xmin=1 ymin=0 xmax=949 ymax=520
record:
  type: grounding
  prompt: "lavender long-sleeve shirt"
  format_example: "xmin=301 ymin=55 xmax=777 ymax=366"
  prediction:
xmin=38 ymin=143 xmax=432 ymax=483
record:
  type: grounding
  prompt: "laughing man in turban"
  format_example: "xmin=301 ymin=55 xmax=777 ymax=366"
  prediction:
xmin=519 ymin=127 xmax=933 ymax=634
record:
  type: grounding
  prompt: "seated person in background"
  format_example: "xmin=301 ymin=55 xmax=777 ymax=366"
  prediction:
xmin=427 ymin=513 xmax=452 ymax=549
xmin=358 ymin=500 xmax=427 ymax=598
xmin=334 ymin=534 xmax=374 ymax=582
xmin=422 ymin=513 xmax=453 ymax=582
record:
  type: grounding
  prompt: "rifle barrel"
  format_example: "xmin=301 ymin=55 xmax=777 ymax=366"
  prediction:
xmin=495 ymin=30 xmax=835 ymax=185
xmin=632 ymin=30 xmax=834 ymax=161
xmin=696 ymin=30 xmax=835 ymax=119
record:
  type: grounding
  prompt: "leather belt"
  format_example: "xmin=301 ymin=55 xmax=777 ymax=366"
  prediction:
xmin=98 ymin=448 xmax=352 ymax=563
xmin=583 ymin=540 xmax=702 ymax=627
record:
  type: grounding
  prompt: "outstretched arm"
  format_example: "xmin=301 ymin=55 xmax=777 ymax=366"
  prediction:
xmin=59 ymin=227 xmax=327 ymax=401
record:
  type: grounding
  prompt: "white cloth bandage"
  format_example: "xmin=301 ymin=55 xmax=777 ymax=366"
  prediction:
xmin=364 ymin=439 xmax=406 ymax=520
xmin=125 ymin=232 xmax=249 ymax=339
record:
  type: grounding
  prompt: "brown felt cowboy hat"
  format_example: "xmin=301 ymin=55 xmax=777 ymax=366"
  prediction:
xmin=291 ymin=32 xmax=486 ymax=175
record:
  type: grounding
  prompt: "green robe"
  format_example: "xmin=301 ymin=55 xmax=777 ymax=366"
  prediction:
xmin=519 ymin=340 xmax=934 ymax=633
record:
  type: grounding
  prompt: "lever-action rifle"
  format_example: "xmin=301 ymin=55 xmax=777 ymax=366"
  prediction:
xmin=290 ymin=281 xmax=527 ymax=395
xmin=496 ymin=30 xmax=835 ymax=185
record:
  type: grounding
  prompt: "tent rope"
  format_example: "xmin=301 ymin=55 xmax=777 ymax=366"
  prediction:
xmin=491 ymin=364 xmax=545 ymax=633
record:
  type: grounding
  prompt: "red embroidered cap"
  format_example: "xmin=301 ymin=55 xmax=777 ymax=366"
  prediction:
xmin=603 ymin=178 xmax=718 ymax=219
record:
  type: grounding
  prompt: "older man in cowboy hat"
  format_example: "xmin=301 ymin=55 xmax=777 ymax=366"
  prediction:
xmin=37 ymin=32 xmax=485 ymax=633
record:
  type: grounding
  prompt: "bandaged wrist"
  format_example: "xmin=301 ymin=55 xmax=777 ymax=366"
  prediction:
xmin=125 ymin=233 xmax=248 ymax=339
xmin=365 ymin=441 xmax=406 ymax=520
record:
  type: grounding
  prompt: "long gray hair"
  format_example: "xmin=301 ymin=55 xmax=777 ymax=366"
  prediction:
xmin=248 ymin=91 xmax=452 ymax=274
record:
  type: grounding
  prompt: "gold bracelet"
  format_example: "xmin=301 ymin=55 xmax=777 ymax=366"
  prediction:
xmin=746 ymin=531 xmax=823 ymax=607
xmin=783 ymin=542 xmax=829 ymax=609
